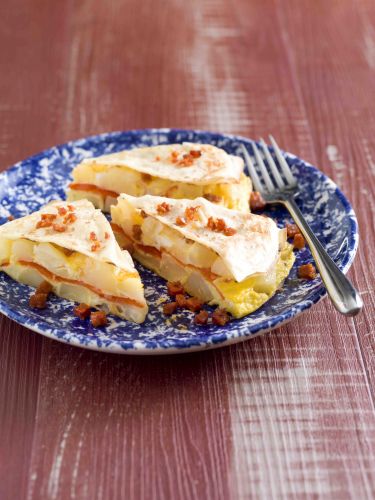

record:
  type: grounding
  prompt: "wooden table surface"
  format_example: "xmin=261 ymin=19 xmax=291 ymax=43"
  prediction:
xmin=1 ymin=1 xmax=374 ymax=498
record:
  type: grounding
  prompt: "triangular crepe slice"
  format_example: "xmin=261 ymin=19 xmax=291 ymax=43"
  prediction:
xmin=67 ymin=143 xmax=252 ymax=213
xmin=111 ymin=195 xmax=295 ymax=319
xmin=0 ymin=200 xmax=148 ymax=323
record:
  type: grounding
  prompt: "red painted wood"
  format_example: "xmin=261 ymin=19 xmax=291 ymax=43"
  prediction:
xmin=0 ymin=0 xmax=374 ymax=498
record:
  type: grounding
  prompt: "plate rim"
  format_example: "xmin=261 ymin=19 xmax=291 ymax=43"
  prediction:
xmin=0 ymin=128 xmax=359 ymax=354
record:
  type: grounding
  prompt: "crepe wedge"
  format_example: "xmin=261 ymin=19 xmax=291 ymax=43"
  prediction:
xmin=0 ymin=200 xmax=148 ymax=323
xmin=67 ymin=143 xmax=252 ymax=212
xmin=111 ymin=195 xmax=295 ymax=318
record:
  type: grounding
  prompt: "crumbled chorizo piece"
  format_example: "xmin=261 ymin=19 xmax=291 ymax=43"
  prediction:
xmin=67 ymin=204 xmax=75 ymax=212
xmin=167 ymin=281 xmax=185 ymax=296
xmin=7 ymin=214 xmax=14 ymax=221
xmin=91 ymin=241 xmax=101 ymax=252
xmin=141 ymin=173 xmax=152 ymax=183
xmin=298 ymin=263 xmax=317 ymax=280
xmin=186 ymin=297 xmax=203 ymax=312
xmin=170 ymin=151 xmax=179 ymax=163
xmin=154 ymin=155 xmax=161 ymax=161
xmin=104 ymin=232 xmax=110 ymax=240
xmin=52 ymin=223 xmax=66 ymax=232
xmin=175 ymin=294 xmax=187 ymax=308
xmin=63 ymin=213 xmax=77 ymax=225
xmin=194 ymin=310 xmax=209 ymax=325
xmin=212 ymin=308 xmax=230 ymax=326
xmin=286 ymin=223 xmax=300 ymax=239
xmin=224 ymin=227 xmax=236 ymax=236
xmin=250 ymin=191 xmax=266 ymax=211
xmin=293 ymin=233 xmax=305 ymax=250
xmin=58 ymin=207 xmax=67 ymax=216
xmin=163 ymin=302 xmax=178 ymax=316
xmin=157 ymin=202 xmax=171 ymax=215
xmin=36 ymin=219 xmax=53 ymax=229
xmin=89 ymin=231 xmax=97 ymax=241
xmin=140 ymin=209 xmax=148 ymax=219
xmin=36 ymin=280 xmax=53 ymax=295
xmin=41 ymin=213 xmax=57 ymax=221
xmin=175 ymin=216 xmax=187 ymax=226
xmin=207 ymin=217 xmax=227 ymax=233
xmin=203 ymin=193 xmax=222 ymax=203
xmin=90 ymin=310 xmax=108 ymax=327
xmin=29 ymin=292 xmax=48 ymax=309
xmin=189 ymin=150 xmax=201 ymax=158
xmin=74 ymin=303 xmax=91 ymax=320
xmin=132 ymin=224 xmax=142 ymax=241
xmin=184 ymin=206 xmax=200 ymax=222
xmin=178 ymin=154 xmax=194 ymax=167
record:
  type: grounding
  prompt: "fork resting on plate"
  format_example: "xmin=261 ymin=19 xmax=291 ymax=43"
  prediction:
xmin=241 ymin=137 xmax=362 ymax=316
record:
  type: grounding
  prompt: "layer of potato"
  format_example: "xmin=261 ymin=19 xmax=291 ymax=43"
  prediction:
xmin=67 ymin=162 xmax=251 ymax=212
xmin=0 ymin=237 xmax=147 ymax=323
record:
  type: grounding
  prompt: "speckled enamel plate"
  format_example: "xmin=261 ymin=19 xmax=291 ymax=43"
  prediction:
xmin=0 ymin=129 xmax=359 ymax=354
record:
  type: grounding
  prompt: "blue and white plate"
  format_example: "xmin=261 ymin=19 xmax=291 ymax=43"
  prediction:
xmin=0 ymin=129 xmax=358 ymax=354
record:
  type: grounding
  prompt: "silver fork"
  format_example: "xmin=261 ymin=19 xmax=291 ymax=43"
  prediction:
xmin=241 ymin=137 xmax=362 ymax=316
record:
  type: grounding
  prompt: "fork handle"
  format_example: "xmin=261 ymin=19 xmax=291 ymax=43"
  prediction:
xmin=284 ymin=198 xmax=363 ymax=316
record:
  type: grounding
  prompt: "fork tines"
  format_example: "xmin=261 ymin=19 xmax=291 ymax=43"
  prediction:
xmin=240 ymin=136 xmax=297 ymax=194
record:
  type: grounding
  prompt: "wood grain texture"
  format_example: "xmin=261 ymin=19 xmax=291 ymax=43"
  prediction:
xmin=0 ymin=0 xmax=374 ymax=499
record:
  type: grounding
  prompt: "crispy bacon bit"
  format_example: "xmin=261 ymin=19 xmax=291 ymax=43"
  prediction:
xmin=141 ymin=173 xmax=152 ymax=183
xmin=63 ymin=213 xmax=77 ymax=225
xmin=58 ymin=207 xmax=67 ymax=216
xmin=52 ymin=223 xmax=66 ymax=232
xmin=41 ymin=213 xmax=57 ymax=221
xmin=293 ymin=233 xmax=305 ymax=250
xmin=212 ymin=308 xmax=230 ymax=326
xmin=189 ymin=150 xmax=201 ymax=158
xmin=157 ymin=202 xmax=171 ymax=215
xmin=250 ymin=191 xmax=266 ymax=211
xmin=224 ymin=227 xmax=236 ymax=237
xmin=36 ymin=220 xmax=53 ymax=229
xmin=286 ymin=223 xmax=300 ymax=239
xmin=194 ymin=310 xmax=209 ymax=325
xmin=67 ymin=204 xmax=75 ymax=212
xmin=7 ymin=214 xmax=14 ymax=221
xmin=175 ymin=294 xmax=187 ymax=308
xmin=132 ymin=224 xmax=142 ymax=241
xmin=203 ymin=193 xmax=222 ymax=203
xmin=184 ymin=206 xmax=200 ymax=222
xmin=91 ymin=241 xmax=101 ymax=252
xmin=36 ymin=280 xmax=53 ymax=295
xmin=163 ymin=302 xmax=178 ymax=316
xmin=178 ymin=154 xmax=194 ymax=167
xmin=74 ymin=303 xmax=91 ymax=320
xmin=298 ymin=263 xmax=317 ymax=280
xmin=186 ymin=297 xmax=203 ymax=312
xmin=104 ymin=232 xmax=110 ymax=240
xmin=175 ymin=216 xmax=187 ymax=226
xmin=89 ymin=231 xmax=97 ymax=241
xmin=140 ymin=209 xmax=148 ymax=219
xmin=90 ymin=310 xmax=108 ymax=327
xmin=167 ymin=281 xmax=185 ymax=296
xmin=29 ymin=292 xmax=48 ymax=309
